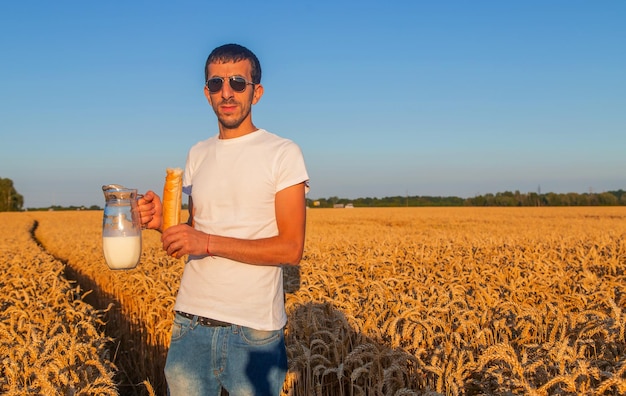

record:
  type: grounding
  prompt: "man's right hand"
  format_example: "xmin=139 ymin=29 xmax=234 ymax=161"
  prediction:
xmin=138 ymin=190 xmax=163 ymax=231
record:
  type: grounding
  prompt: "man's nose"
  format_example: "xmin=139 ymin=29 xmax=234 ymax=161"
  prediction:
xmin=221 ymin=79 xmax=234 ymax=98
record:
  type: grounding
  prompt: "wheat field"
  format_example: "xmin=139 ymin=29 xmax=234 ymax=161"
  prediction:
xmin=1 ymin=207 xmax=625 ymax=395
xmin=0 ymin=213 xmax=116 ymax=395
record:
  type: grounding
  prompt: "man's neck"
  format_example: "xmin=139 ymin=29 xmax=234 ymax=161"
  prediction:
xmin=218 ymin=122 xmax=258 ymax=139
xmin=220 ymin=128 xmax=259 ymax=139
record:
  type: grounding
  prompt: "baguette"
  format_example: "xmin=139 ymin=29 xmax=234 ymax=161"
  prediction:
xmin=162 ymin=167 xmax=183 ymax=231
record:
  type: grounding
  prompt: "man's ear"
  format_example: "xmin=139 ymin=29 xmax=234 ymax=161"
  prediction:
xmin=252 ymin=84 xmax=264 ymax=105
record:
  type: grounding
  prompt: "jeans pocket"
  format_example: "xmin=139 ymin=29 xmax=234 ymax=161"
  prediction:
xmin=238 ymin=326 xmax=282 ymax=346
xmin=170 ymin=312 xmax=193 ymax=342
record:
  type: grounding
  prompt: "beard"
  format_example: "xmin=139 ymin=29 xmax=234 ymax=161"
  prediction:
xmin=214 ymin=99 xmax=252 ymax=130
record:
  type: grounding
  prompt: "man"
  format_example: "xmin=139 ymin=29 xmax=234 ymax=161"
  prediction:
xmin=138 ymin=43 xmax=309 ymax=396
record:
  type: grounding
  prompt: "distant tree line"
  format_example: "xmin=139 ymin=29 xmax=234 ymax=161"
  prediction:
xmin=464 ymin=190 xmax=626 ymax=207
xmin=26 ymin=205 xmax=102 ymax=212
xmin=3 ymin=176 xmax=626 ymax=211
xmin=308 ymin=189 xmax=626 ymax=208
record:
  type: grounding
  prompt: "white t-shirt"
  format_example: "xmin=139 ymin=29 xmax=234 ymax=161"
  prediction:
xmin=175 ymin=129 xmax=309 ymax=330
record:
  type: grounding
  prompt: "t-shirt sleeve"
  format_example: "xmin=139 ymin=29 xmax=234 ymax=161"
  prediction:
xmin=276 ymin=141 xmax=309 ymax=193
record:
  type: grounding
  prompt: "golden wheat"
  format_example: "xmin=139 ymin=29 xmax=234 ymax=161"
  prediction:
xmin=0 ymin=213 xmax=116 ymax=395
xmin=2 ymin=206 xmax=626 ymax=395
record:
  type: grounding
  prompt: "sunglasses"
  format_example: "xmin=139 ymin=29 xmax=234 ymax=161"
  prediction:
xmin=206 ymin=76 xmax=255 ymax=93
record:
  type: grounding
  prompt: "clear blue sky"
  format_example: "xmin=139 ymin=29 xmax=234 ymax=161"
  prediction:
xmin=1 ymin=1 xmax=625 ymax=208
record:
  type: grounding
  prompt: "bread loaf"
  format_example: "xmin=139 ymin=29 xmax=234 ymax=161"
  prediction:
xmin=162 ymin=167 xmax=183 ymax=231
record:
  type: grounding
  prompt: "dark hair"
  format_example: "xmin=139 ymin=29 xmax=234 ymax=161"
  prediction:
xmin=204 ymin=43 xmax=262 ymax=84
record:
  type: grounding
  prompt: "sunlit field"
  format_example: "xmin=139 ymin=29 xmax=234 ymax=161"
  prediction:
xmin=2 ymin=207 xmax=625 ymax=395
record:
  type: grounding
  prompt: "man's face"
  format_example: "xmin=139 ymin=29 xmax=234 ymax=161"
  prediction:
xmin=204 ymin=60 xmax=262 ymax=131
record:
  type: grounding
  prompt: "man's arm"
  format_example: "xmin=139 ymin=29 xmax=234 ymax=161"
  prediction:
xmin=162 ymin=182 xmax=307 ymax=266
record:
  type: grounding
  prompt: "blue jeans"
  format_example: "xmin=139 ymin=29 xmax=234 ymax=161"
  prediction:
xmin=164 ymin=312 xmax=288 ymax=396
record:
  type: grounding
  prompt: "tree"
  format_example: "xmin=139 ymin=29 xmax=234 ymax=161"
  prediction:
xmin=597 ymin=192 xmax=619 ymax=206
xmin=0 ymin=178 xmax=24 ymax=212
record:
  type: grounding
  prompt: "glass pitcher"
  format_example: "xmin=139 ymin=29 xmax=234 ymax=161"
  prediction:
xmin=102 ymin=184 xmax=142 ymax=270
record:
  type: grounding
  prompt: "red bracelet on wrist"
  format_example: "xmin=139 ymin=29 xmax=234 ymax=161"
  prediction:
xmin=206 ymin=234 xmax=213 ymax=257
